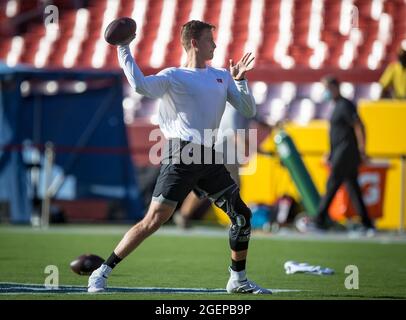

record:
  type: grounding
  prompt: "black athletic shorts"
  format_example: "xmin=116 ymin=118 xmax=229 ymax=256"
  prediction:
xmin=152 ymin=139 xmax=237 ymax=207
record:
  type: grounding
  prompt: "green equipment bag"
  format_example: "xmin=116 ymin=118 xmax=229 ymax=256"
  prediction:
xmin=274 ymin=130 xmax=320 ymax=216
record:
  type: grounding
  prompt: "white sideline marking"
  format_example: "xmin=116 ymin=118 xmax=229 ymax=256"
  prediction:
xmin=0 ymin=282 xmax=303 ymax=295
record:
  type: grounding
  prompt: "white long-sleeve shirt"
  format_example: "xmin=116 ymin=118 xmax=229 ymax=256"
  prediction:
xmin=118 ymin=45 xmax=256 ymax=147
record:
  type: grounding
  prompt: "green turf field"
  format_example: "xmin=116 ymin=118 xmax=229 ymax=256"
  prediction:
xmin=0 ymin=225 xmax=405 ymax=300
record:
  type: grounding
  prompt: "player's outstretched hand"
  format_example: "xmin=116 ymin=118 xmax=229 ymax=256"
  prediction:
xmin=229 ymin=53 xmax=255 ymax=81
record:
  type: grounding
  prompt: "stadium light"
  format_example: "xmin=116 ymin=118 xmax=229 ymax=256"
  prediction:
xmin=339 ymin=41 xmax=355 ymax=69
xmin=269 ymin=99 xmax=287 ymax=125
xmin=367 ymin=55 xmax=379 ymax=70
xmin=281 ymin=82 xmax=296 ymax=103
xmin=274 ymin=0 xmax=294 ymax=68
xmin=339 ymin=0 xmax=354 ymax=36
xmin=20 ymin=81 xmax=31 ymax=97
xmin=180 ymin=0 xmax=206 ymax=66
xmin=310 ymin=82 xmax=325 ymax=103
xmin=369 ymin=82 xmax=382 ymax=100
xmin=341 ymin=82 xmax=355 ymax=100
xmin=339 ymin=56 xmax=350 ymax=70
xmin=92 ymin=40 xmax=108 ymax=68
xmin=100 ymin=0 xmax=120 ymax=37
xmin=366 ymin=40 xmax=385 ymax=70
xmin=34 ymin=23 xmax=60 ymax=68
xmin=123 ymin=97 xmax=136 ymax=125
xmin=63 ymin=9 xmax=89 ymax=68
xmin=365 ymin=10 xmax=392 ymax=70
xmin=76 ymin=8 xmax=89 ymax=30
xmin=45 ymin=81 xmax=59 ymax=95
xmin=349 ymin=28 xmax=363 ymax=46
xmin=309 ymin=56 xmax=320 ymax=69
xmin=6 ymin=0 xmax=18 ymax=17
xmin=378 ymin=13 xmax=392 ymax=44
xmin=308 ymin=0 xmax=323 ymax=49
xmin=63 ymin=40 xmax=80 ymax=68
xmin=371 ymin=0 xmax=384 ymax=21
xmin=296 ymin=99 xmax=316 ymax=125
xmin=251 ymin=81 xmax=268 ymax=105
xmin=123 ymin=97 xmax=135 ymax=111
xmin=212 ymin=0 xmax=235 ymax=67
xmin=243 ymin=0 xmax=264 ymax=58
xmin=150 ymin=114 xmax=159 ymax=125
xmin=150 ymin=0 xmax=177 ymax=68
xmin=6 ymin=36 xmax=24 ymax=66
xmin=130 ymin=0 xmax=149 ymax=55
xmin=309 ymin=42 xmax=327 ymax=69
xmin=281 ymin=56 xmax=295 ymax=69
xmin=92 ymin=0 xmax=119 ymax=68
xmin=34 ymin=44 xmax=50 ymax=68
xmin=74 ymin=81 xmax=87 ymax=93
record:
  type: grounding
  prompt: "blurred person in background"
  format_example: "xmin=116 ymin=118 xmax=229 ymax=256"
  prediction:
xmin=379 ymin=46 xmax=406 ymax=99
xmin=314 ymin=76 xmax=375 ymax=235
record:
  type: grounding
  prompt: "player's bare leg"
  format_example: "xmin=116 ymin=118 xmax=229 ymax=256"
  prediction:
xmin=114 ymin=201 xmax=175 ymax=258
xmin=87 ymin=200 xmax=175 ymax=292
xmin=232 ymin=249 xmax=247 ymax=261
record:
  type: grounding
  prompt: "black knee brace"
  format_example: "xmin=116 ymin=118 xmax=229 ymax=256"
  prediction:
xmin=214 ymin=185 xmax=252 ymax=251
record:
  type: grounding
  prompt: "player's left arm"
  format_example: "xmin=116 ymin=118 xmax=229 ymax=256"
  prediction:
xmin=226 ymin=53 xmax=256 ymax=118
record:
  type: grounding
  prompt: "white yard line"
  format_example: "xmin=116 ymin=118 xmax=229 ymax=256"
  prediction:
xmin=0 ymin=282 xmax=304 ymax=295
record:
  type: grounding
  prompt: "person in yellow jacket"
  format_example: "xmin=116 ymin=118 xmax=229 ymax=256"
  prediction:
xmin=379 ymin=47 xmax=406 ymax=99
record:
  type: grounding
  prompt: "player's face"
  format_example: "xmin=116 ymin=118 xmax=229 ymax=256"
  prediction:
xmin=195 ymin=29 xmax=216 ymax=61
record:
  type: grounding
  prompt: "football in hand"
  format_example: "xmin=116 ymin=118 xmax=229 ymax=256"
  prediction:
xmin=104 ymin=17 xmax=137 ymax=45
xmin=70 ymin=254 xmax=105 ymax=275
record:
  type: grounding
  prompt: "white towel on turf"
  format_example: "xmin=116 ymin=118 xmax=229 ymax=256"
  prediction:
xmin=284 ymin=261 xmax=334 ymax=275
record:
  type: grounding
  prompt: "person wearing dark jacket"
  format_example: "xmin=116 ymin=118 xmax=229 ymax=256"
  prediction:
xmin=315 ymin=76 xmax=375 ymax=234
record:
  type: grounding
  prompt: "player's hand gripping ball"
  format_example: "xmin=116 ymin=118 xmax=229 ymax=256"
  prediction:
xmin=104 ymin=17 xmax=137 ymax=45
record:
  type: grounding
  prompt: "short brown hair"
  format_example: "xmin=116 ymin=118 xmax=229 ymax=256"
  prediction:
xmin=181 ymin=20 xmax=215 ymax=50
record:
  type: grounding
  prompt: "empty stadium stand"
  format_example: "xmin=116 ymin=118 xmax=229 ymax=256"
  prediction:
xmin=1 ymin=0 xmax=405 ymax=224
xmin=1 ymin=0 xmax=404 ymax=73
xmin=0 ymin=1 xmax=403 ymax=130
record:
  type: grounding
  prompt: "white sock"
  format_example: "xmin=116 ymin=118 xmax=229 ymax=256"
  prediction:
xmin=100 ymin=264 xmax=113 ymax=277
xmin=229 ymin=267 xmax=247 ymax=280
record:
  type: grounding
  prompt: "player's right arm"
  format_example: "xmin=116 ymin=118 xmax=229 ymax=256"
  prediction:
xmin=117 ymin=45 xmax=170 ymax=99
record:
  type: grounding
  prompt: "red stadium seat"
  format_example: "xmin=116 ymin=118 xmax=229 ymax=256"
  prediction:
xmin=0 ymin=0 xmax=403 ymax=78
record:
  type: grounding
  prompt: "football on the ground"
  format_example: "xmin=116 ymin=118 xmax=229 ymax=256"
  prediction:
xmin=104 ymin=17 xmax=137 ymax=45
xmin=70 ymin=254 xmax=105 ymax=275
